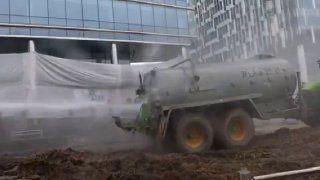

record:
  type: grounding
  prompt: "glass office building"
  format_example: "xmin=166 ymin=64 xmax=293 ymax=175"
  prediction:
xmin=0 ymin=0 xmax=195 ymax=63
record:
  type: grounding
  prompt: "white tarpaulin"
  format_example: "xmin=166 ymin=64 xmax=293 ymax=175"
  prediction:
xmin=0 ymin=52 xmax=184 ymax=120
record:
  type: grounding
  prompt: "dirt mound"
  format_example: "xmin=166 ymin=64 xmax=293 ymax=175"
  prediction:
xmin=1 ymin=127 xmax=320 ymax=180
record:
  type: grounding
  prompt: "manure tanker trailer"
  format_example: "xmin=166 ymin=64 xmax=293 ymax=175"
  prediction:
xmin=114 ymin=55 xmax=315 ymax=153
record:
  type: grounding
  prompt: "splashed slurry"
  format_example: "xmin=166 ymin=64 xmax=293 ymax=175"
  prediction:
xmin=1 ymin=127 xmax=320 ymax=180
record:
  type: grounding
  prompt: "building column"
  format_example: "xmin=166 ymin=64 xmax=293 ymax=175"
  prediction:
xmin=112 ymin=43 xmax=118 ymax=64
xmin=181 ymin=46 xmax=188 ymax=59
xmin=28 ymin=40 xmax=35 ymax=52
xmin=297 ymin=44 xmax=308 ymax=83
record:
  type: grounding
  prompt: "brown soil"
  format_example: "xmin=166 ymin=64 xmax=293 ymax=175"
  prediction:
xmin=1 ymin=127 xmax=320 ymax=180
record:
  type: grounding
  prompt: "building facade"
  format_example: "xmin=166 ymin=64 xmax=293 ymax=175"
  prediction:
xmin=193 ymin=0 xmax=320 ymax=82
xmin=0 ymin=0 xmax=195 ymax=63
xmin=193 ymin=0 xmax=274 ymax=63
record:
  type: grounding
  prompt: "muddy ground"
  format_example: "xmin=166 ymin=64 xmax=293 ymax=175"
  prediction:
xmin=1 ymin=126 xmax=320 ymax=180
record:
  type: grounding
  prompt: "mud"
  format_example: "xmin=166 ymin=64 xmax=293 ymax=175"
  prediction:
xmin=1 ymin=127 xmax=320 ymax=180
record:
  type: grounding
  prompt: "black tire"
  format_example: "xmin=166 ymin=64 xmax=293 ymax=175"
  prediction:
xmin=215 ymin=109 xmax=254 ymax=149
xmin=175 ymin=114 xmax=213 ymax=153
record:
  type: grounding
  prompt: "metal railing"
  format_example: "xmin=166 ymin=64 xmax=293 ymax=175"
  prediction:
xmin=239 ymin=167 xmax=320 ymax=180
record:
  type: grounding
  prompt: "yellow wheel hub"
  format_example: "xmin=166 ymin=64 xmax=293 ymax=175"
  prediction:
xmin=184 ymin=125 xmax=205 ymax=148
xmin=228 ymin=117 xmax=246 ymax=141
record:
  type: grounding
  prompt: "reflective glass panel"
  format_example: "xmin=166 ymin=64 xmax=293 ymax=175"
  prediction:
xmin=49 ymin=29 xmax=67 ymax=36
xmin=83 ymin=0 xmax=99 ymax=20
xmin=67 ymin=19 xmax=83 ymax=27
xmin=129 ymin=24 xmax=142 ymax=31
xmin=30 ymin=17 xmax=49 ymax=25
xmin=49 ymin=18 xmax=66 ymax=26
xmin=31 ymin=28 xmax=49 ymax=36
xmin=128 ymin=2 xmax=141 ymax=24
xmin=10 ymin=16 xmax=29 ymax=24
xmin=177 ymin=10 xmax=188 ymax=28
xmin=115 ymin=23 xmax=128 ymax=30
xmin=10 ymin=0 xmax=29 ymax=16
xmin=141 ymin=5 xmax=154 ymax=26
xmin=0 ymin=27 xmax=10 ymax=35
xmin=100 ymin=22 xmax=114 ymax=29
xmin=11 ymin=27 xmax=30 ymax=35
xmin=48 ymin=0 xmax=66 ymax=18
xmin=0 ymin=0 xmax=9 ymax=14
xmin=0 ymin=15 xmax=9 ymax=23
xmin=66 ymin=0 xmax=83 ymax=19
xmin=84 ymin=21 xmax=99 ymax=28
xmin=154 ymin=7 xmax=165 ymax=27
xmin=143 ymin=25 xmax=154 ymax=32
xmin=166 ymin=8 xmax=178 ymax=28
xmin=98 ymin=0 xmax=113 ymax=22
xmin=30 ymin=0 xmax=48 ymax=17
xmin=113 ymin=1 xmax=128 ymax=23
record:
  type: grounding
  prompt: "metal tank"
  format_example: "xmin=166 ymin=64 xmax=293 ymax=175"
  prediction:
xmin=115 ymin=56 xmax=300 ymax=154
xmin=144 ymin=57 xmax=297 ymax=107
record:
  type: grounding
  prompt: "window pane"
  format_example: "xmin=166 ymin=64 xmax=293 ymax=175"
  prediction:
xmin=0 ymin=15 xmax=9 ymax=23
xmin=113 ymin=1 xmax=128 ymax=23
xmin=66 ymin=0 xmax=82 ymax=19
xmin=176 ymin=0 xmax=187 ymax=6
xmin=84 ymin=31 xmax=99 ymax=38
xmin=0 ymin=27 xmax=10 ymax=35
xmin=143 ymin=35 xmax=155 ymax=41
xmin=129 ymin=24 xmax=142 ymax=31
xmin=143 ymin=25 xmax=154 ymax=32
xmin=167 ymin=27 xmax=178 ymax=34
xmin=31 ymin=28 xmax=49 ymax=36
xmin=10 ymin=0 xmax=29 ymax=16
xmin=30 ymin=0 xmax=48 ymax=17
xmin=155 ymin=26 xmax=166 ymax=33
xmin=83 ymin=0 xmax=99 ymax=20
xmin=84 ymin=21 xmax=99 ymax=28
xmin=67 ymin=19 xmax=83 ymax=27
xmin=141 ymin=5 xmax=154 ymax=26
xmin=49 ymin=29 xmax=66 ymax=36
xmin=11 ymin=27 xmax=30 ymax=35
xmin=100 ymin=32 xmax=114 ymax=39
xmin=10 ymin=16 xmax=29 ymax=24
xmin=30 ymin=17 xmax=49 ymax=25
xmin=166 ymin=8 xmax=178 ymax=28
xmin=130 ymin=34 xmax=143 ymax=41
xmin=0 ymin=0 xmax=9 ymax=14
xmin=165 ymin=0 xmax=176 ymax=5
xmin=115 ymin=32 xmax=129 ymax=40
xmin=98 ymin=0 xmax=113 ymax=22
xmin=177 ymin=10 xmax=188 ymax=29
xmin=153 ymin=0 xmax=164 ymax=3
xmin=115 ymin=23 xmax=128 ymax=30
xmin=49 ymin=0 xmax=66 ymax=18
xmin=49 ymin=18 xmax=66 ymax=26
xmin=100 ymin=22 xmax=114 ymax=29
xmin=67 ymin=30 xmax=83 ymax=37
xmin=154 ymin=7 xmax=165 ymax=27
xmin=128 ymin=3 xmax=141 ymax=24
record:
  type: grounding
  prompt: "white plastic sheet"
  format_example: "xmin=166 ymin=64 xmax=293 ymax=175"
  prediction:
xmin=0 ymin=52 xmax=183 ymax=119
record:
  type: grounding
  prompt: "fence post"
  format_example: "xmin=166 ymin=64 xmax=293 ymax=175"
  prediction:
xmin=239 ymin=168 xmax=253 ymax=180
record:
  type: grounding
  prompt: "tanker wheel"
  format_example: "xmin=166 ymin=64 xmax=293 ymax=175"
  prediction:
xmin=215 ymin=109 xmax=254 ymax=149
xmin=175 ymin=115 xmax=213 ymax=153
